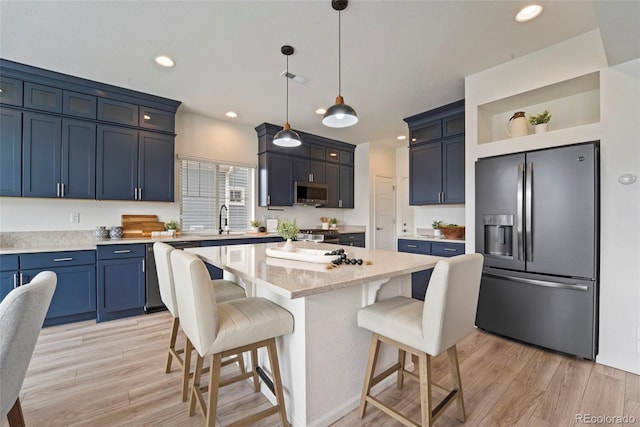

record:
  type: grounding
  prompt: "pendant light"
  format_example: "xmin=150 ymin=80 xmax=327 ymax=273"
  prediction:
xmin=273 ymin=45 xmax=302 ymax=147
xmin=322 ymin=0 xmax=358 ymax=128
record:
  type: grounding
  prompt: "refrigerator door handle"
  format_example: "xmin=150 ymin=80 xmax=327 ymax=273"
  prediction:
xmin=517 ymin=163 xmax=525 ymax=261
xmin=484 ymin=272 xmax=589 ymax=292
xmin=525 ymin=162 xmax=533 ymax=262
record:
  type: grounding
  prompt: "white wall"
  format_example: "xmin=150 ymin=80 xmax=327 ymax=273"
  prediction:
xmin=465 ymin=30 xmax=640 ymax=374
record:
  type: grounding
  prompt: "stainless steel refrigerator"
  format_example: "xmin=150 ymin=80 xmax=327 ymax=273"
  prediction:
xmin=475 ymin=142 xmax=599 ymax=359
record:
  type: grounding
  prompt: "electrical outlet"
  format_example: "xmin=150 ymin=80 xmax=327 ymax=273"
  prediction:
xmin=70 ymin=212 xmax=80 ymax=224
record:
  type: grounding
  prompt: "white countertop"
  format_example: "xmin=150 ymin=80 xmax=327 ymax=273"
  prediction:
xmin=186 ymin=241 xmax=441 ymax=299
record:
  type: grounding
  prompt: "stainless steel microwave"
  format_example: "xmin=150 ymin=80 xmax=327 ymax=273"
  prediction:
xmin=294 ymin=182 xmax=328 ymax=206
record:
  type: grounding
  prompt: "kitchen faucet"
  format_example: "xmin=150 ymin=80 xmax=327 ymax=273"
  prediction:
xmin=219 ymin=204 xmax=228 ymax=235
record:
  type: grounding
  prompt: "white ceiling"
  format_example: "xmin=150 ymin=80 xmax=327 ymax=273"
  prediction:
xmin=0 ymin=1 xmax=637 ymax=146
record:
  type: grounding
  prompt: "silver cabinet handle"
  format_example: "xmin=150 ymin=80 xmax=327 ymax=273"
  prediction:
xmin=267 ymin=195 xmax=271 ymax=205
xmin=56 ymin=183 xmax=61 ymax=197
xmin=517 ymin=163 xmax=525 ymax=261
xmin=19 ymin=273 xmax=23 ymax=286
xmin=54 ymin=257 xmax=74 ymax=262
xmin=13 ymin=273 xmax=18 ymax=288
xmin=525 ymin=162 xmax=533 ymax=262
xmin=61 ymin=183 xmax=65 ymax=197
xmin=309 ymin=173 xmax=313 ymax=182
xmin=113 ymin=250 xmax=131 ymax=254
xmin=339 ymin=200 xmax=342 ymax=208
xmin=134 ymin=187 xmax=138 ymax=200
xmin=407 ymin=244 xmax=418 ymax=248
xmin=484 ymin=272 xmax=588 ymax=292
xmin=138 ymin=187 xmax=143 ymax=200
xmin=348 ymin=236 xmax=355 ymax=239
xmin=142 ymin=259 xmax=145 ymax=273
xmin=443 ymin=248 xmax=457 ymax=252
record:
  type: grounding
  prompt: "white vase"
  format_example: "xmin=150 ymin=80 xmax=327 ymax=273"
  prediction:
xmin=535 ymin=123 xmax=548 ymax=134
xmin=322 ymin=222 xmax=329 ymax=230
xmin=283 ymin=238 xmax=296 ymax=252
xmin=434 ymin=229 xmax=442 ymax=237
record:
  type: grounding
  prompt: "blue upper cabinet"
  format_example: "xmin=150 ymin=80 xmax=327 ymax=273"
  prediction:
xmin=259 ymin=152 xmax=293 ymax=206
xmin=138 ymin=131 xmax=174 ymax=201
xmin=0 ymin=76 xmax=23 ymax=106
xmin=97 ymin=125 xmax=138 ymax=200
xmin=97 ymin=98 xmax=138 ymax=127
xmin=0 ymin=108 xmax=23 ymax=196
xmin=405 ymin=100 xmax=465 ymax=205
xmin=24 ymin=82 xmax=62 ymax=113
xmin=0 ymin=59 xmax=181 ymax=202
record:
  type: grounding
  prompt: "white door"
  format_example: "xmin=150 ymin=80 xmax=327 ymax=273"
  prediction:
xmin=375 ymin=175 xmax=395 ymax=250
xmin=399 ymin=176 xmax=414 ymax=236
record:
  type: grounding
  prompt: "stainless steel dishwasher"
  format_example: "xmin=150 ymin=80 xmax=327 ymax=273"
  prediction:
xmin=145 ymin=241 xmax=201 ymax=313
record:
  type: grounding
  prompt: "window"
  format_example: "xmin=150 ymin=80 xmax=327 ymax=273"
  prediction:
xmin=180 ymin=159 xmax=255 ymax=233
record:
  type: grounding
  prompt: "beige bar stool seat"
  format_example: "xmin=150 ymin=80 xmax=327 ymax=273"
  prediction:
xmin=171 ymin=250 xmax=294 ymax=427
xmin=153 ymin=242 xmax=247 ymax=401
xmin=357 ymin=253 xmax=483 ymax=427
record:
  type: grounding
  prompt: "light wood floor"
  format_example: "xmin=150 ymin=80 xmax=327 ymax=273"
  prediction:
xmin=3 ymin=311 xmax=638 ymax=427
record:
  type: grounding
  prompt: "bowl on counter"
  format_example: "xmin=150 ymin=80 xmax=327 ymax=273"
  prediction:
xmin=440 ymin=226 xmax=465 ymax=240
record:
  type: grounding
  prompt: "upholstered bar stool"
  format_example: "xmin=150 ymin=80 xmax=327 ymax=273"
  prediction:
xmin=357 ymin=253 xmax=483 ymax=426
xmin=171 ymin=250 xmax=294 ymax=427
xmin=153 ymin=242 xmax=247 ymax=401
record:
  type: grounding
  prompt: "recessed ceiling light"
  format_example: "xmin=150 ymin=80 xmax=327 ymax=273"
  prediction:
xmin=315 ymin=108 xmax=327 ymax=115
xmin=397 ymin=135 xmax=406 ymax=140
xmin=155 ymin=55 xmax=175 ymax=67
xmin=225 ymin=111 xmax=238 ymax=118
xmin=515 ymin=4 xmax=543 ymax=22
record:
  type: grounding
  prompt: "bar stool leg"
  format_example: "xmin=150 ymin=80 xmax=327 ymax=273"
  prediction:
xmin=251 ymin=348 xmax=260 ymax=392
xmin=166 ymin=317 xmax=180 ymax=373
xmin=447 ymin=345 xmax=466 ymax=422
xmin=266 ymin=338 xmax=288 ymax=427
xmin=182 ymin=339 xmax=193 ymax=402
xmin=397 ymin=349 xmax=406 ymax=389
xmin=358 ymin=333 xmax=381 ymax=419
xmin=189 ymin=354 xmax=204 ymax=417
xmin=418 ymin=352 xmax=433 ymax=427
xmin=206 ymin=353 xmax=222 ymax=427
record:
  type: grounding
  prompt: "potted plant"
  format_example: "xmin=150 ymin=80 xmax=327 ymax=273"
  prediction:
xmin=250 ymin=219 xmax=261 ymax=232
xmin=329 ymin=217 xmax=338 ymax=229
xmin=432 ymin=220 xmax=443 ymax=237
xmin=440 ymin=223 xmax=466 ymax=240
xmin=528 ymin=110 xmax=552 ymax=134
xmin=277 ymin=218 xmax=300 ymax=251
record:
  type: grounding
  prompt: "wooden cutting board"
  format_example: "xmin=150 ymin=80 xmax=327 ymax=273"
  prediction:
xmin=121 ymin=215 xmax=165 ymax=237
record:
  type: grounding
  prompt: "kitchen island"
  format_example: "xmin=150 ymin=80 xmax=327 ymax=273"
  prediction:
xmin=186 ymin=241 xmax=442 ymax=427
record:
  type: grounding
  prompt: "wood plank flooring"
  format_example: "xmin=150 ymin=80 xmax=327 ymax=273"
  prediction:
xmin=3 ymin=311 xmax=638 ymax=427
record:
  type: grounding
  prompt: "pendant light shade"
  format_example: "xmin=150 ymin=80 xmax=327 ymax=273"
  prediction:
xmin=274 ymin=45 xmax=301 ymax=147
xmin=323 ymin=0 xmax=358 ymax=128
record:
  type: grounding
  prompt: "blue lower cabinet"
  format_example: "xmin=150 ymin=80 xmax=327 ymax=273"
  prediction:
xmin=411 ymin=269 xmax=433 ymax=301
xmin=22 ymin=265 xmax=96 ymax=326
xmin=0 ymin=270 xmax=18 ymax=302
xmin=96 ymin=244 xmax=145 ymax=321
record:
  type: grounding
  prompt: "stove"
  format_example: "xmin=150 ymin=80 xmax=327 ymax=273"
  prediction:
xmin=299 ymin=228 xmax=340 ymax=244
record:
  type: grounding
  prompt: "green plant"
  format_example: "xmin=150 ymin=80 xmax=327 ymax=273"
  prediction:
xmin=432 ymin=220 xmax=443 ymax=229
xmin=165 ymin=220 xmax=179 ymax=230
xmin=330 ymin=217 xmax=338 ymax=225
xmin=528 ymin=110 xmax=552 ymax=125
xmin=276 ymin=218 xmax=299 ymax=240
xmin=443 ymin=223 xmax=463 ymax=228
xmin=250 ymin=219 xmax=261 ymax=228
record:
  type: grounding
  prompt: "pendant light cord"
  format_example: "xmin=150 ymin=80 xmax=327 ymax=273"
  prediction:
xmin=286 ymin=55 xmax=289 ymax=123
xmin=338 ymin=10 xmax=342 ymax=96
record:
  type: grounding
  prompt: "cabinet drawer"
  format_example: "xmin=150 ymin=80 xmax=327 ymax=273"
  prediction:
xmin=397 ymin=239 xmax=431 ymax=255
xmin=98 ymin=98 xmax=139 ymax=126
xmin=24 ymin=82 xmax=63 ymax=113
xmin=63 ymin=91 xmax=96 ymax=119
xmin=431 ymin=242 xmax=465 ymax=257
xmin=0 ymin=76 xmax=23 ymax=106
xmin=0 ymin=255 xmax=19 ymax=272
xmin=20 ymin=250 xmax=95 ymax=269
xmin=139 ymin=106 xmax=175 ymax=133
xmin=97 ymin=244 xmax=145 ymax=260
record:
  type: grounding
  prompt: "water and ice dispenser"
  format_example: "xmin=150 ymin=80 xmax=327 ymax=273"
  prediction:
xmin=483 ymin=214 xmax=514 ymax=258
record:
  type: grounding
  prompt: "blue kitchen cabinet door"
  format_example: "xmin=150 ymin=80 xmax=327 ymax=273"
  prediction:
xmin=22 ymin=112 xmax=62 ymax=198
xmin=0 ymin=108 xmax=22 ymax=196
xmin=258 ymin=152 xmax=293 ymax=206
xmin=96 ymin=125 xmax=138 ymax=200
xmin=409 ymin=141 xmax=441 ymax=205
xmin=0 ymin=271 xmax=18 ymax=303
xmin=411 ymin=269 xmax=433 ymax=301
xmin=339 ymin=165 xmax=354 ymax=208
xmin=22 ymin=265 xmax=96 ymax=326
xmin=325 ymin=163 xmax=339 ymax=208
xmin=97 ymin=257 xmax=145 ymax=322
xmin=442 ymin=135 xmax=465 ymax=203
xmin=0 ymin=76 xmax=23 ymax=107
xmin=138 ymin=131 xmax=174 ymax=202
xmin=62 ymin=119 xmax=96 ymax=199
xmin=23 ymin=82 xmax=63 ymax=114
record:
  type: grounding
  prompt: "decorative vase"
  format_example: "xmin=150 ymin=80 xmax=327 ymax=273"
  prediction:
xmin=535 ymin=123 xmax=548 ymax=134
xmin=283 ymin=238 xmax=295 ymax=252
xmin=251 ymin=226 xmax=258 ymax=233
xmin=110 ymin=226 xmax=123 ymax=239
xmin=433 ymin=229 xmax=442 ymax=237
xmin=322 ymin=222 xmax=329 ymax=230
xmin=506 ymin=111 xmax=528 ymax=138
xmin=95 ymin=226 xmax=109 ymax=240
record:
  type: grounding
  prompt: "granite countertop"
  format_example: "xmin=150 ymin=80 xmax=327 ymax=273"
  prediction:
xmin=187 ymin=241 xmax=441 ymax=299
xmin=0 ymin=227 xmax=368 ymax=255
